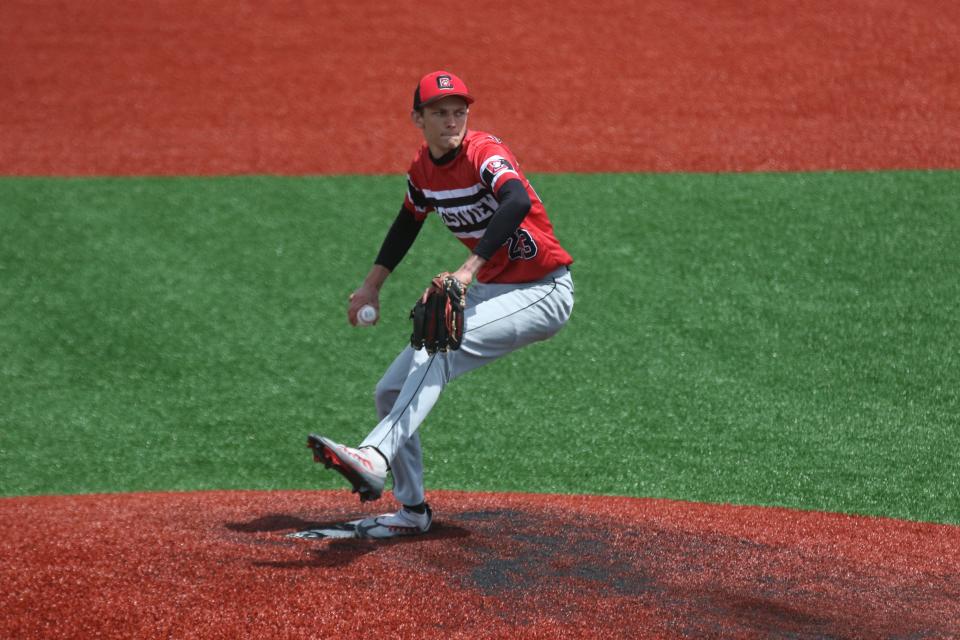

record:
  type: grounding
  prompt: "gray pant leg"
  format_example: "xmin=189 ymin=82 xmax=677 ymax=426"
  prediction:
xmin=372 ymin=347 xmax=426 ymax=505
xmin=361 ymin=270 xmax=574 ymax=487
xmin=389 ymin=434 xmax=425 ymax=506
xmin=374 ymin=347 xmax=413 ymax=420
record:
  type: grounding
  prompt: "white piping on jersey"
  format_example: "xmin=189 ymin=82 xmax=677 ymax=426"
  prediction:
xmin=420 ymin=182 xmax=486 ymax=201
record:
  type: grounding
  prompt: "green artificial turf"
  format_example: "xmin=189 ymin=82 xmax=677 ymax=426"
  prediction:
xmin=1 ymin=172 xmax=957 ymax=524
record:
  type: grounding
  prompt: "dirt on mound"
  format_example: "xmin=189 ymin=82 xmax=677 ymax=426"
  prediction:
xmin=1 ymin=490 xmax=958 ymax=639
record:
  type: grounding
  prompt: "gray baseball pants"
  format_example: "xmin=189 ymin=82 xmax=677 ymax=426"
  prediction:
xmin=360 ymin=266 xmax=574 ymax=506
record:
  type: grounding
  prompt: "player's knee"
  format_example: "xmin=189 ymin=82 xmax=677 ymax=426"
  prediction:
xmin=374 ymin=379 xmax=399 ymax=415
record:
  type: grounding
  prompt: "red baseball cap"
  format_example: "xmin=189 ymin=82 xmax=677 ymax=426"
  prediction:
xmin=413 ymin=70 xmax=475 ymax=110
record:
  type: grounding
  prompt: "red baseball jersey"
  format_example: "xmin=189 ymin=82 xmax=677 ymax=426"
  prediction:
xmin=403 ymin=130 xmax=573 ymax=284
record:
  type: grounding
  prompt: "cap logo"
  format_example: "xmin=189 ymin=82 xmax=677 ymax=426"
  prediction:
xmin=437 ymin=75 xmax=454 ymax=90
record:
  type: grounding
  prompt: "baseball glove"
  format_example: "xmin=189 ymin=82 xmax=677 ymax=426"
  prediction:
xmin=410 ymin=275 xmax=467 ymax=354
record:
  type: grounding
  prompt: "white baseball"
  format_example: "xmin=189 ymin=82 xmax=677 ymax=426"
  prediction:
xmin=357 ymin=304 xmax=377 ymax=326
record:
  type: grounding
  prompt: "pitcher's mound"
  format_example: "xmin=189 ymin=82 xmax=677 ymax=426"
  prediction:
xmin=2 ymin=490 xmax=958 ymax=639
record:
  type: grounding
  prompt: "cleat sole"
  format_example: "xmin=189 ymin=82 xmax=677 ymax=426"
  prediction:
xmin=306 ymin=433 xmax=384 ymax=502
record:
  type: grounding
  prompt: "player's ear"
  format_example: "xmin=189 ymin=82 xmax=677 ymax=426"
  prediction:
xmin=411 ymin=109 xmax=425 ymax=129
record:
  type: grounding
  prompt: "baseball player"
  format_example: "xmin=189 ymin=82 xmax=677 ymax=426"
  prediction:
xmin=308 ymin=70 xmax=574 ymax=538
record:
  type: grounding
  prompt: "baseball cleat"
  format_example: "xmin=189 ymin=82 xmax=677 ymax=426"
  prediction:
xmin=307 ymin=434 xmax=388 ymax=502
xmin=356 ymin=504 xmax=433 ymax=539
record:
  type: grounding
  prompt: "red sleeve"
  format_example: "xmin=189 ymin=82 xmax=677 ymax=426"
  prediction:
xmin=403 ymin=162 xmax=432 ymax=221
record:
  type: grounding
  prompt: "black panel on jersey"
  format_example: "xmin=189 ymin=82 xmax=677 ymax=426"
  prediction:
xmin=406 ymin=179 xmax=430 ymax=210
xmin=424 ymin=189 xmax=493 ymax=209
xmin=473 ymin=179 xmax=532 ymax=261
xmin=440 ymin=215 xmax=496 ymax=235
xmin=375 ymin=206 xmax=426 ymax=271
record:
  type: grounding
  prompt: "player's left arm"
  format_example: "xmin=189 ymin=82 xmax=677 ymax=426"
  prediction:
xmin=450 ymin=178 xmax=531 ymax=286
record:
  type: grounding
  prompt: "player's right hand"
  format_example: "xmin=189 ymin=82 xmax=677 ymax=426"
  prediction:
xmin=348 ymin=286 xmax=380 ymax=326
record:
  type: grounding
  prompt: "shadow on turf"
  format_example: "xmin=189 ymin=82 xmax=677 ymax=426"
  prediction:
xmin=225 ymin=513 xmax=470 ymax=569
xmin=225 ymin=513 xmax=331 ymax=533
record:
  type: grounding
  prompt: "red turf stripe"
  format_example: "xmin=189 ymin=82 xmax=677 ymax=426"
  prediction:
xmin=1 ymin=1 xmax=958 ymax=175
xmin=1 ymin=490 xmax=958 ymax=638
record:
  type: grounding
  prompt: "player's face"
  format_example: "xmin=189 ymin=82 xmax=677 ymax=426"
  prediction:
xmin=413 ymin=96 xmax=469 ymax=158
